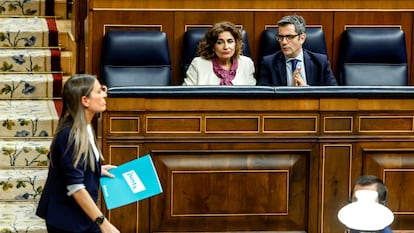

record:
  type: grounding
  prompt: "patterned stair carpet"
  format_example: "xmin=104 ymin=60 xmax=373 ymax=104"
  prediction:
xmin=0 ymin=0 xmax=59 ymax=232
xmin=0 ymin=168 xmax=46 ymax=200
xmin=0 ymin=48 xmax=61 ymax=72
xmin=0 ymin=17 xmax=58 ymax=47
xmin=0 ymin=139 xmax=49 ymax=167
xmin=0 ymin=0 xmax=54 ymax=17
xmin=0 ymin=100 xmax=59 ymax=137
xmin=0 ymin=73 xmax=62 ymax=99
xmin=0 ymin=202 xmax=46 ymax=233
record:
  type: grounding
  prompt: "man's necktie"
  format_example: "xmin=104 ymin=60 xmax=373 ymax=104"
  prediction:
xmin=290 ymin=59 xmax=298 ymax=73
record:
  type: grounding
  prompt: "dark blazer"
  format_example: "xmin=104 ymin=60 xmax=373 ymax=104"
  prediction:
xmin=258 ymin=49 xmax=338 ymax=86
xmin=36 ymin=122 xmax=102 ymax=232
xmin=350 ymin=226 xmax=392 ymax=233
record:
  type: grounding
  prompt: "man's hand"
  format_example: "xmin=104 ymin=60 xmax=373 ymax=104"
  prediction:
xmin=293 ymin=67 xmax=308 ymax=86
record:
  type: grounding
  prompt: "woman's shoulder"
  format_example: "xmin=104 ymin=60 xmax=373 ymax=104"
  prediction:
xmin=238 ymin=55 xmax=254 ymax=65
xmin=191 ymin=56 xmax=211 ymax=65
xmin=55 ymin=126 xmax=71 ymax=141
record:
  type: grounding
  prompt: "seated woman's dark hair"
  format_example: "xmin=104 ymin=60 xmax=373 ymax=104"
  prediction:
xmin=198 ymin=21 xmax=244 ymax=60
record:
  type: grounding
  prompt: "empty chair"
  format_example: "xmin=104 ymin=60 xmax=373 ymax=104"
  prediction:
xmin=338 ymin=27 xmax=408 ymax=86
xmin=180 ymin=27 xmax=251 ymax=81
xmin=101 ymin=30 xmax=172 ymax=87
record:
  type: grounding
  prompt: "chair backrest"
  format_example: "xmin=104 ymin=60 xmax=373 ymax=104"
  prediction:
xmin=180 ymin=27 xmax=251 ymax=81
xmin=339 ymin=27 xmax=408 ymax=86
xmin=101 ymin=30 xmax=172 ymax=87
xmin=258 ymin=26 xmax=327 ymax=77
xmin=259 ymin=26 xmax=327 ymax=59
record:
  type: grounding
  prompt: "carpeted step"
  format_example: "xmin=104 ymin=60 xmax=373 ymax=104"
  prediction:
xmin=0 ymin=48 xmax=61 ymax=73
xmin=0 ymin=168 xmax=46 ymax=201
xmin=0 ymin=0 xmax=53 ymax=17
xmin=0 ymin=201 xmax=46 ymax=233
xmin=0 ymin=1 xmax=60 ymax=233
xmin=0 ymin=139 xmax=50 ymax=167
xmin=0 ymin=73 xmax=62 ymax=99
xmin=0 ymin=17 xmax=58 ymax=48
xmin=0 ymin=100 xmax=59 ymax=138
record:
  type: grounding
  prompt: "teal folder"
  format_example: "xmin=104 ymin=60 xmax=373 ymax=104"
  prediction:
xmin=100 ymin=154 xmax=163 ymax=210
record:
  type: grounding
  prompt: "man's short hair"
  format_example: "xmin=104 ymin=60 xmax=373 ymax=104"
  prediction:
xmin=277 ymin=15 xmax=306 ymax=34
xmin=354 ymin=175 xmax=388 ymax=205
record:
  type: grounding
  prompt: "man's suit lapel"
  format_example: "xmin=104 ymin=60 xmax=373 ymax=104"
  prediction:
xmin=303 ymin=50 xmax=314 ymax=86
xmin=275 ymin=53 xmax=288 ymax=86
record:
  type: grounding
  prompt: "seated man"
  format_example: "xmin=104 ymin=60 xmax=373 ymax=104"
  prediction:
xmin=350 ymin=175 xmax=393 ymax=233
xmin=258 ymin=14 xmax=337 ymax=86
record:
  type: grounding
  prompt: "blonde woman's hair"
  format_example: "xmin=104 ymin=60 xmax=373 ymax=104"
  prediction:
xmin=50 ymin=74 xmax=103 ymax=171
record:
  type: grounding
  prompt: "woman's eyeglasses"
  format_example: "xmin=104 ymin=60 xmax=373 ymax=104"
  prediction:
xmin=100 ymin=85 xmax=108 ymax=93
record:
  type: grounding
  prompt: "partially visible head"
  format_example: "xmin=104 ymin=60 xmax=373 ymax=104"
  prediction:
xmin=198 ymin=21 xmax=244 ymax=60
xmin=277 ymin=15 xmax=307 ymax=58
xmin=278 ymin=15 xmax=306 ymax=35
xmin=61 ymin=74 xmax=107 ymax=122
xmin=56 ymin=74 xmax=107 ymax=171
xmin=352 ymin=175 xmax=388 ymax=205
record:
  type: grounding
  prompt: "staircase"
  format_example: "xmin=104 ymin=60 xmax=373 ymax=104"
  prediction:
xmin=0 ymin=0 xmax=74 ymax=232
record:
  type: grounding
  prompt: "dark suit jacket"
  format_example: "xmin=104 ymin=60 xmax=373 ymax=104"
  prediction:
xmin=258 ymin=49 xmax=338 ymax=86
xmin=36 ymin=121 xmax=101 ymax=232
xmin=350 ymin=226 xmax=392 ymax=233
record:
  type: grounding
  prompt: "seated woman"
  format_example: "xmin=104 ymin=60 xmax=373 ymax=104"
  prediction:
xmin=182 ymin=21 xmax=256 ymax=86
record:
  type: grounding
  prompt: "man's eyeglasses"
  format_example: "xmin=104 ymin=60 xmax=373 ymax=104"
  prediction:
xmin=276 ymin=34 xmax=300 ymax=42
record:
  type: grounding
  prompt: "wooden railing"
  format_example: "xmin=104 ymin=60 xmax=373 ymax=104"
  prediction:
xmin=101 ymin=86 xmax=414 ymax=233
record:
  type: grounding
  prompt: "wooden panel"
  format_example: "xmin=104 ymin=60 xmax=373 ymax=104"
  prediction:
xmin=359 ymin=116 xmax=414 ymax=133
xmin=108 ymin=145 xmax=140 ymax=165
xmin=323 ymin=116 xmax=353 ymax=133
xmin=412 ymin=27 xmax=414 ymax=87
xmin=321 ymin=144 xmax=352 ymax=233
xmin=108 ymin=202 xmax=139 ymax=233
xmin=103 ymin=25 xmax=163 ymax=34
xmin=321 ymin=98 xmax=414 ymax=111
xmin=72 ymin=0 xmax=87 ymax=73
xmin=171 ymin=171 xmax=289 ymax=215
xmin=151 ymin=151 xmax=308 ymax=232
xmin=263 ymin=115 xmax=318 ymax=133
xmin=109 ymin=116 xmax=139 ymax=135
xmin=363 ymin=148 xmax=414 ymax=230
xmin=205 ymin=116 xmax=259 ymax=133
xmin=105 ymin=145 xmax=141 ymax=232
xmin=105 ymin=98 xmax=320 ymax=112
xmin=385 ymin=170 xmax=414 ymax=213
xmin=146 ymin=116 xmax=201 ymax=133
xmin=89 ymin=0 xmax=414 ymax=9
xmin=101 ymin=96 xmax=414 ymax=233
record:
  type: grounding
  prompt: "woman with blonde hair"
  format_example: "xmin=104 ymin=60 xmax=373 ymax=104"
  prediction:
xmin=36 ymin=74 xmax=120 ymax=233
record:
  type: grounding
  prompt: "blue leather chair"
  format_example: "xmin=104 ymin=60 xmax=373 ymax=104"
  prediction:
xmin=259 ymin=26 xmax=327 ymax=58
xmin=338 ymin=27 xmax=408 ymax=86
xmin=101 ymin=30 xmax=172 ymax=87
xmin=258 ymin=26 xmax=327 ymax=77
xmin=180 ymin=27 xmax=251 ymax=81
